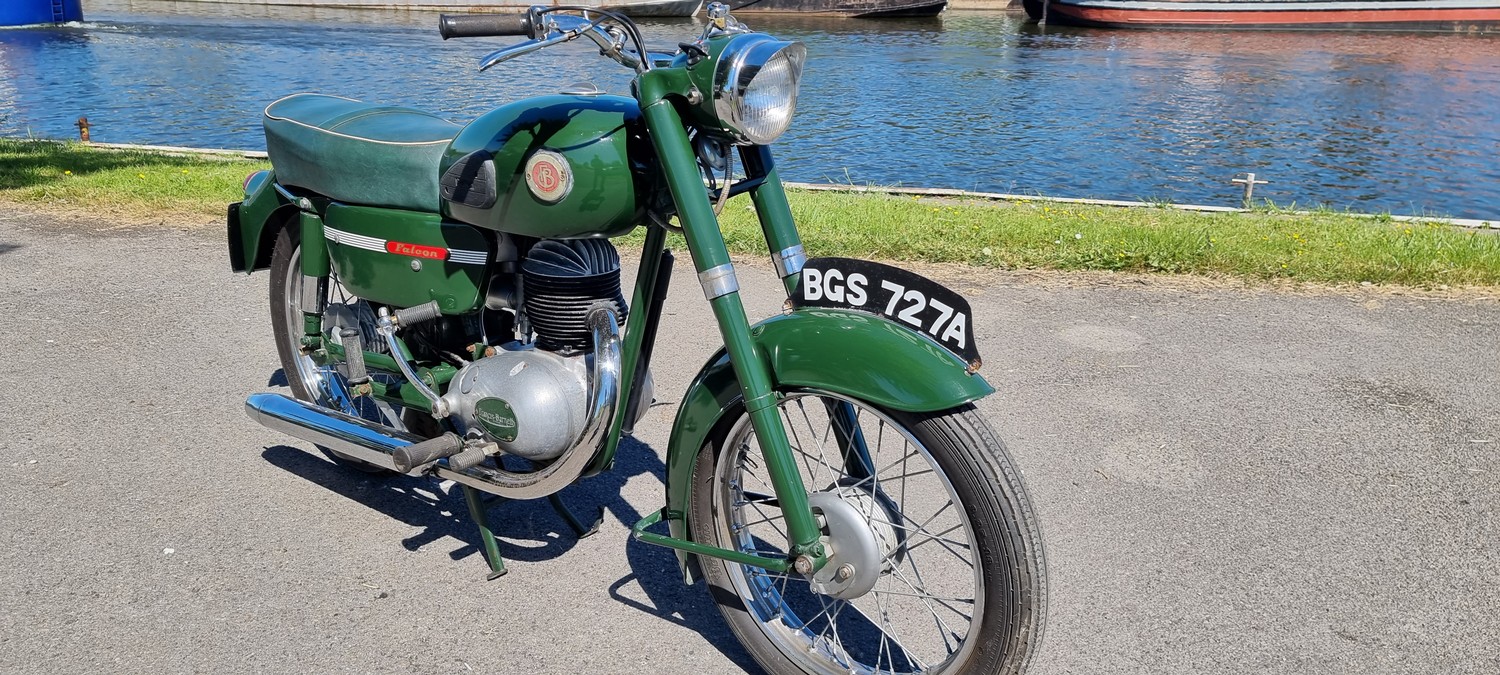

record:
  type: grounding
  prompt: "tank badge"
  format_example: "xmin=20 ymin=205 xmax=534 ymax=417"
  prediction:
xmin=474 ymin=397 xmax=519 ymax=442
xmin=524 ymin=149 xmax=573 ymax=204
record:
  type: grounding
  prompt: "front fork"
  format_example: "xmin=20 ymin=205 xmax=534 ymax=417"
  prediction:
xmin=638 ymin=97 xmax=828 ymax=569
xmin=740 ymin=145 xmax=876 ymax=481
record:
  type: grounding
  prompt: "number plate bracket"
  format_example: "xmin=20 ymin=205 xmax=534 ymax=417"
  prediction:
xmin=790 ymin=257 xmax=981 ymax=371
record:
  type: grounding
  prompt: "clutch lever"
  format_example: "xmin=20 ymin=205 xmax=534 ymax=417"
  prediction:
xmin=478 ymin=31 xmax=571 ymax=71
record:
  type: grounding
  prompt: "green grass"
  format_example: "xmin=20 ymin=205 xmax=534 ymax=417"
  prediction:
xmin=5 ymin=139 xmax=1497 ymax=286
xmin=0 ymin=139 xmax=259 ymax=222
xmin=704 ymin=192 xmax=1500 ymax=286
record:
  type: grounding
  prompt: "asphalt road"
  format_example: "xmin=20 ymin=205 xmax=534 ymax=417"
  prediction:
xmin=1 ymin=212 xmax=1497 ymax=674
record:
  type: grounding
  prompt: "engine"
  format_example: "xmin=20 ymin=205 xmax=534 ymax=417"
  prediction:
xmin=440 ymin=239 xmax=648 ymax=461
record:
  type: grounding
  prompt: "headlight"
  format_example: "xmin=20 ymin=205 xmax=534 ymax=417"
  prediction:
xmin=712 ymin=35 xmax=806 ymax=146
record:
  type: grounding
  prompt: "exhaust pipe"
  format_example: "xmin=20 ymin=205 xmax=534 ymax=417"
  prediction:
xmin=245 ymin=305 xmax=621 ymax=499
xmin=245 ymin=392 xmax=418 ymax=474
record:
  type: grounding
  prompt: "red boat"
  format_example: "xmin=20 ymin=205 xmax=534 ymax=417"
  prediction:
xmin=1024 ymin=0 xmax=1500 ymax=31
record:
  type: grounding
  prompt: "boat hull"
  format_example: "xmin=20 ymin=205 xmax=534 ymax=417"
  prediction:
xmin=728 ymin=0 xmax=947 ymax=17
xmin=1029 ymin=0 xmax=1500 ymax=31
xmin=0 ymin=0 xmax=83 ymax=25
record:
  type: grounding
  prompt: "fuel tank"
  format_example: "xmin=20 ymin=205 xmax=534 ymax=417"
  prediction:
xmin=440 ymin=94 xmax=651 ymax=239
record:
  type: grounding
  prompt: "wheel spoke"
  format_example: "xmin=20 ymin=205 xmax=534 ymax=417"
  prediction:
xmin=781 ymin=404 xmax=823 ymax=485
xmin=796 ymin=398 xmax=841 ymax=487
xmin=872 ymin=588 xmax=975 ymax=604
xmin=901 ymin=522 xmax=968 ymax=555
xmin=854 ymin=581 xmax=930 ymax=671
xmin=888 ymin=564 xmax=968 ymax=653
xmin=712 ymin=392 xmax=1000 ymax=675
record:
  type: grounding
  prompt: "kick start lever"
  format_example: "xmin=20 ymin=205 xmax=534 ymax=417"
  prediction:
xmin=376 ymin=303 xmax=451 ymax=418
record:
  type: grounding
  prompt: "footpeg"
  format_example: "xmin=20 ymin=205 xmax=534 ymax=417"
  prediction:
xmin=338 ymin=328 xmax=370 ymax=388
xmin=394 ymin=300 xmax=442 ymax=328
xmin=447 ymin=443 xmax=492 ymax=471
xmin=391 ymin=432 xmax=464 ymax=472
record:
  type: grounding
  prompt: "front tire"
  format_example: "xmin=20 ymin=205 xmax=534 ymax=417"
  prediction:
xmin=689 ymin=392 xmax=1046 ymax=674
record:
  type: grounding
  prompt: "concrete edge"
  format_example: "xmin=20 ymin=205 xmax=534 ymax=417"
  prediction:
xmin=781 ymin=182 xmax=1500 ymax=230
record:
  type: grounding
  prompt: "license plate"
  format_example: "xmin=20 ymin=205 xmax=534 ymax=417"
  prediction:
xmin=790 ymin=257 xmax=980 ymax=369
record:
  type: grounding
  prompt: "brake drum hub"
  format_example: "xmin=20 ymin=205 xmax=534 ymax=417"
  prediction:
xmin=806 ymin=487 xmax=902 ymax=600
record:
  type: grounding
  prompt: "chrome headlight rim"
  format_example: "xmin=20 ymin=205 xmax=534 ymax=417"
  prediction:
xmin=711 ymin=34 xmax=806 ymax=146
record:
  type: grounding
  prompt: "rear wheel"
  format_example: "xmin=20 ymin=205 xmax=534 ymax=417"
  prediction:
xmin=267 ymin=224 xmax=407 ymax=474
xmin=690 ymin=391 xmax=1046 ymax=674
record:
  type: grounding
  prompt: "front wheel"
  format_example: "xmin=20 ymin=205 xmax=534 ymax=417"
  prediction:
xmin=690 ymin=392 xmax=1046 ymax=674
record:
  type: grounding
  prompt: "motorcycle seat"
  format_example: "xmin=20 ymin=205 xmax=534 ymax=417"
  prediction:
xmin=263 ymin=93 xmax=460 ymax=213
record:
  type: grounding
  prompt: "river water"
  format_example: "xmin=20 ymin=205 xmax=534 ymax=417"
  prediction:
xmin=3 ymin=0 xmax=1499 ymax=218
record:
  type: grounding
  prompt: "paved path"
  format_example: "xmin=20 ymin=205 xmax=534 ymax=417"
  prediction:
xmin=1 ymin=213 xmax=1496 ymax=674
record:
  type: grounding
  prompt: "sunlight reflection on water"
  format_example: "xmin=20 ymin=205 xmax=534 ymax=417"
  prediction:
xmin=2 ymin=1 xmax=1497 ymax=217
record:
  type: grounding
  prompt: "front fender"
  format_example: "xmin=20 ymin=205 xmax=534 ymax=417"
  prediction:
xmin=660 ymin=307 xmax=993 ymax=576
xmin=228 ymin=170 xmax=296 ymax=273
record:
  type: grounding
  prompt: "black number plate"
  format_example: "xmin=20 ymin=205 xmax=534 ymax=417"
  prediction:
xmin=790 ymin=257 xmax=980 ymax=367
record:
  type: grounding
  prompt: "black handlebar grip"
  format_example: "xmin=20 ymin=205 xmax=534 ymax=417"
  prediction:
xmin=392 ymin=433 xmax=464 ymax=473
xmin=438 ymin=13 xmax=533 ymax=40
xmin=394 ymin=301 xmax=443 ymax=328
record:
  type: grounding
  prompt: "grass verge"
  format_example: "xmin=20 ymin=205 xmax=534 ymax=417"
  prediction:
xmin=4 ymin=139 xmax=1497 ymax=287
xmin=1 ymin=139 xmax=258 ymax=223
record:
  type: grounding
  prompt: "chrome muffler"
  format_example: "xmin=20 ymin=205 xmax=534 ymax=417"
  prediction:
xmin=246 ymin=392 xmax=416 ymax=473
xmin=244 ymin=305 xmax=621 ymax=499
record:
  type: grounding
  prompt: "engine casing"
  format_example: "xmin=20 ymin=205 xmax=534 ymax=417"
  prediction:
xmin=441 ymin=342 xmax=653 ymax=461
xmin=443 ymin=344 xmax=588 ymax=461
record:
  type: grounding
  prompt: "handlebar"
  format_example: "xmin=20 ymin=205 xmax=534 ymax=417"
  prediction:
xmin=438 ymin=13 xmax=535 ymax=40
xmin=441 ymin=8 xmax=694 ymax=75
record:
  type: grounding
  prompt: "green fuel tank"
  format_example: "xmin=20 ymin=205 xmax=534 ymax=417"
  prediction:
xmin=439 ymin=94 xmax=652 ymax=239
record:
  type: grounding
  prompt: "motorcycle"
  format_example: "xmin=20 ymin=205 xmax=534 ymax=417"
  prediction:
xmin=227 ymin=5 xmax=1046 ymax=673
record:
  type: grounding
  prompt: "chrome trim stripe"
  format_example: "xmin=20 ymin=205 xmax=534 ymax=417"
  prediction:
xmin=323 ymin=226 xmax=488 ymax=266
xmin=772 ymin=244 xmax=807 ymax=279
xmin=323 ymin=226 xmax=385 ymax=253
xmin=698 ymin=263 xmax=740 ymax=300
xmin=446 ymin=251 xmax=490 ymax=265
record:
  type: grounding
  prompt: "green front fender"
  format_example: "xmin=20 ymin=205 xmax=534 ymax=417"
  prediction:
xmin=228 ymin=169 xmax=296 ymax=274
xmin=659 ymin=307 xmax=994 ymax=574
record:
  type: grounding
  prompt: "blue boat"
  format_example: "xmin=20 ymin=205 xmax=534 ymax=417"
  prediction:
xmin=0 ymin=0 xmax=83 ymax=27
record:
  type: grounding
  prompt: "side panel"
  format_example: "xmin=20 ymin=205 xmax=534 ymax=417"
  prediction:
xmin=660 ymin=308 xmax=995 ymax=557
xmin=322 ymin=203 xmax=492 ymax=313
xmin=228 ymin=170 xmax=294 ymax=274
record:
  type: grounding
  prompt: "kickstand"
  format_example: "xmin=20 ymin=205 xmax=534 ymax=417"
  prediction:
xmin=461 ymin=485 xmax=508 ymax=580
xmin=548 ymin=493 xmax=604 ymax=539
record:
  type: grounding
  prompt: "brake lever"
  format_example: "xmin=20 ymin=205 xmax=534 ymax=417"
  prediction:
xmin=476 ymin=12 xmax=672 ymax=73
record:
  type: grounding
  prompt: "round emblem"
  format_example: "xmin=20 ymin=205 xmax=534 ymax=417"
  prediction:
xmin=524 ymin=150 xmax=573 ymax=204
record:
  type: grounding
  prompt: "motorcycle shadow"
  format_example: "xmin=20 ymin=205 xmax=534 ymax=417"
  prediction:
xmin=568 ymin=434 xmax=762 ymax=672
xmin=258 ymin=433 xmax=758 ymax=670
xmin=259 ymin=444 xmax=586 ymax=564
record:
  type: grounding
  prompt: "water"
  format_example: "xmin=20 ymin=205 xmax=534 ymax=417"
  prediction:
xmin=3 ymin=0 xmax=1499 ymax=218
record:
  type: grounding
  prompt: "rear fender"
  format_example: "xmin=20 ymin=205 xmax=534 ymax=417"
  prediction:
xmin=659 ymin=308 xmax=994 ymax=579
xmin=228 ymin=170 xmax=298 ymax=273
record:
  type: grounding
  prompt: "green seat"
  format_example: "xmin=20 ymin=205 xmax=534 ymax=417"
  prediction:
xmin=263 ymin=93 xmax=460 ymax=213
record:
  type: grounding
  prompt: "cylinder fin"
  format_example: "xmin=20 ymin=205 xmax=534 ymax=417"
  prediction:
xmin=522 ymin=239 xmax=627 ymax=351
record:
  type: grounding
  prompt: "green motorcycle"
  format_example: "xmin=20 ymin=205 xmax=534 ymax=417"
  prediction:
xmin=228 ymin=5 xmax=1045 ymax=673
